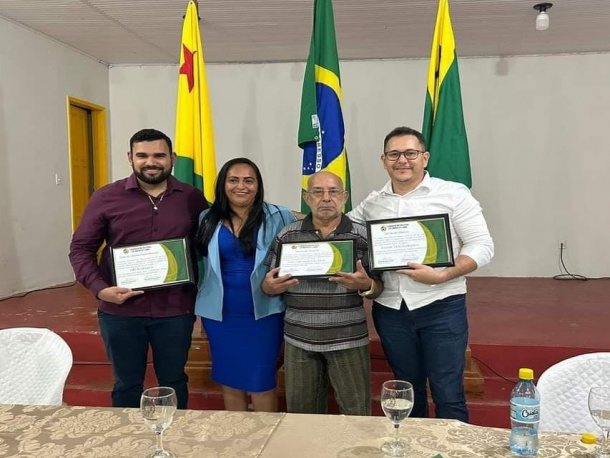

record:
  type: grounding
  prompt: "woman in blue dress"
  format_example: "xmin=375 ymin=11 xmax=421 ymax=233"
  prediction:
xmin=195 ymin=158 xmax=295 ymax=411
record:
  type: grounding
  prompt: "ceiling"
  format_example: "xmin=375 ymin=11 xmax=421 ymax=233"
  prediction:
xmin=0 ymin=0 xmax=609 ymax=65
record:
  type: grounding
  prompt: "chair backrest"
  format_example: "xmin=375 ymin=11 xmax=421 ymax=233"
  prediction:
xmin=537 ymin=352 xmax=610 ymax=434
xmin=0 ymin=327 xmax=73 ymax=406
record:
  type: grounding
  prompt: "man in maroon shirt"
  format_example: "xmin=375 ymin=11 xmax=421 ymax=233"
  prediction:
xmin=69 ymin=128 xmax=208 ymax=408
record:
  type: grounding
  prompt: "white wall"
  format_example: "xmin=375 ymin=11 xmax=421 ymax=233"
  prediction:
xmin=0 ymin=17 xmax=109 ymax=297
xmin=1 ymin=21 xmax=605 ymax=299
xmin=110 ymin=54 xmax=610 ymax=278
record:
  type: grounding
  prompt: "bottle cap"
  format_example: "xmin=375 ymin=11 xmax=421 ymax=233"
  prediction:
xmin=581 ymin=433 xmax=598 ymax=444
xmin=519 ymin=368 xmax=534 ymax=380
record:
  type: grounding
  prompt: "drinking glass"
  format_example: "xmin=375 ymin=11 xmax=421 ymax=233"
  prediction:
xmin=380 ymin=380 xmax=414 ymax=457
xmin=589 ymin=387 xmax=610 ymax=458
xmin=140 ymin=386 xmax=178 ymax=458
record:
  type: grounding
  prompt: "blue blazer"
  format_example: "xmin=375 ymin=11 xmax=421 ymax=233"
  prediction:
xmin=195 ymin=203 xmax=296 ymax=321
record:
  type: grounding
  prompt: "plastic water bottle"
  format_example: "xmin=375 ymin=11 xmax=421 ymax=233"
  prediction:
xmin=509 ymin=368 xmax=540 ymax=455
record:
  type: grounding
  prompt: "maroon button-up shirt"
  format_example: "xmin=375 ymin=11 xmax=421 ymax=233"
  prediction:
xmin=69 ymin=174 xmax=208 ymax=317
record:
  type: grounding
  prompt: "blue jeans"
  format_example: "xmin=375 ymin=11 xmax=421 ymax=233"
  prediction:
xmin=98 ymin=311 xmax=195 ymax=409
xmin=372 ymin=294 xmax=469 ymax=422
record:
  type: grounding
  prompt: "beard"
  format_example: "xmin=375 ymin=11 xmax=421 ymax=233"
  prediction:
xmin=133 ymin=165 xmax=172 ymax=185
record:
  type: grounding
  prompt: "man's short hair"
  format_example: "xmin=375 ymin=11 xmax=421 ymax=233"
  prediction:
xmin=383 ymin=127 xmax=426 ymax=152
xmin=129 ymin=129 xmax=173 ymax=153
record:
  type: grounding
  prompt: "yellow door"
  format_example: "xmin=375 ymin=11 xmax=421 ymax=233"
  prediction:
xmin=69 ymin=105 xmax=92 ymax=231
xmin=67 ymin=98 xmax=108 ymax=232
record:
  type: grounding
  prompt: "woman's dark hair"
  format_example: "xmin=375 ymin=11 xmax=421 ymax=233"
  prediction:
xmin=196 ymin=158 xmax=266 ymax=256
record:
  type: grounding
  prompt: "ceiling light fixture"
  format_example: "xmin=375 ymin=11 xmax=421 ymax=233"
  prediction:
xmin=533 ymin=3 xmax=553 ymax=31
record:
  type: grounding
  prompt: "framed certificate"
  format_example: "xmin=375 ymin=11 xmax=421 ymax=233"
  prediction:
xmin=276 ymin=239 xmax=355 ymax=278
xmin=366 ymin=214 xmax=454 ymax=271
xmin=109 ymin=238 xmax=194 ymax=290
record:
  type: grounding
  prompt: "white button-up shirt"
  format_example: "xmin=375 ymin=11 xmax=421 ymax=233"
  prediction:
xmin=348 ymin=173 xmax=494 ymax=311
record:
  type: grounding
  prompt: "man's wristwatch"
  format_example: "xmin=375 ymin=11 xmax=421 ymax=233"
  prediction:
xmin=358 ymin=280 xmax=375 ymax=298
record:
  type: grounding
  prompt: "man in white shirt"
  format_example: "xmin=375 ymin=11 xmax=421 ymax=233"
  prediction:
xmin=348 ymin=126 xmax=494 ymax=422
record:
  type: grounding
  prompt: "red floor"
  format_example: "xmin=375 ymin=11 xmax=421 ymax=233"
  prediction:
xmin=4 ymin=277 xmax=608 ymax=346
xmin=2 ymin=277 xmax=609 ymax=427
xmin=467 ymin=277 xmax=609 ymax=348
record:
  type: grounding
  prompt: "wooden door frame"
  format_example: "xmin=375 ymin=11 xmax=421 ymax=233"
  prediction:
xmin=66 ymin=97 xmax=108 ymax=231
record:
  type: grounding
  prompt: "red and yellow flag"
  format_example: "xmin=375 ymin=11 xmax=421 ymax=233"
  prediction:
xmin=173 ymin=0 xmax=216 ymax=203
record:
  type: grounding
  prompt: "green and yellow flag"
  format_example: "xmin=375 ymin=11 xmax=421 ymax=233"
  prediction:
xmin=298 ymin=0 xmax=351 ymax=212
xmin=174 ymin=0 xmax=216 ymax=203
xmin=422 ymin=0 xmax=471 ymax=188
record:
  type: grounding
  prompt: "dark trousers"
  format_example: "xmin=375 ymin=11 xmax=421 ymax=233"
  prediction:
xmin=284 ymin=342 xmax=371 ymax=416
xmin=372 ymin=294 xmax=469 ymax=422
xmin=98 ymin=311 xmax=195 ymax=409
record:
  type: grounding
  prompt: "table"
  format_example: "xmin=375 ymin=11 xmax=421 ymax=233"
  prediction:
xmin=0 ymin=404 xmax=595 ymax=457
xmin=263 ymin=413 xmax=594 ymax=458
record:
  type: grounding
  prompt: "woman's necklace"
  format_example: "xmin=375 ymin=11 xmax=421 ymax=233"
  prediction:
xmin=147 ymin=192 xmax=165 ymax=211
xmin=227 ymin=214 xmax=247 ymax=236
xmin=231 ymin=218 xmax=243 ymax=235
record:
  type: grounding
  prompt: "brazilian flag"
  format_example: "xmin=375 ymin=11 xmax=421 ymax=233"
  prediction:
xmin=298 ymin=0 xmax=351 ymax=212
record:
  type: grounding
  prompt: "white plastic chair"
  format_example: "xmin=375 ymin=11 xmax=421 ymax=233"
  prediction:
xmin=537 ymin=352 xmax=610 ymax=434
xmin=0 ymin=327 xmax=73 ymax=405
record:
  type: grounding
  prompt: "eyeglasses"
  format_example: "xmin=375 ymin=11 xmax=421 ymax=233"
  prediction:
xmin=384 ymin=149 xmax=425 ymax=161
xmin=307 ymin=188 xmax=345 ymax=198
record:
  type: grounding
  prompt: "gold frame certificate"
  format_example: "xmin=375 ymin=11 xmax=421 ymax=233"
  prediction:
xmin=277 ymin=239 xmax=355 ymax=278
xmin=110 ymin=238 xmax=194 ymax=290
xmin=366 ymin=214 xmax=455 ymax=271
